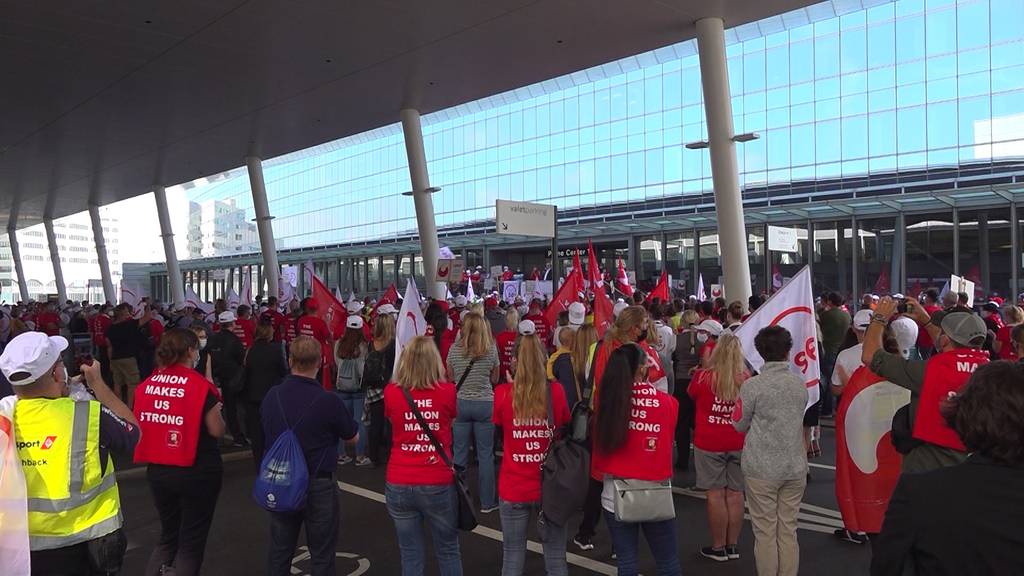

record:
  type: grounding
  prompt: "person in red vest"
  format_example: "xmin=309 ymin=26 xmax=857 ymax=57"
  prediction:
xmin=296 ymin=297 xmax=333 ymax=390
xmin=862 ymin=296 xmax=989 ymax=474
xmin=133 ymin=328 xmax=226 ymax=576
xmin=591 ymin=344 xmax=679 ymax=575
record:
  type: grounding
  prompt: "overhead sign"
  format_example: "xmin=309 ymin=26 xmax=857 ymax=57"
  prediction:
xmin=436 ymin=259 xmax=452 ymax=282
xmin=546 ymin=247 xmax=588 ymax=258
xmin=496 ymin=200 xmax=556 ymax=238
xmin=768 ymin=225 xmax=799 ymax=253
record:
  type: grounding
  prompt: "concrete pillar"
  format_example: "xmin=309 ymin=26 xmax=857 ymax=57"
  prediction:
xmin=44 ymin=218 xmax=67 ymax=302
xmin=400 ymin=109 xmax=445 ymax=300
xmin=696 ymin=18 xmax=752 ymax=309
xmin=246 ymin=156 xmax=280 ymax=299
xmin=7 ymin=228 xmax=29 ymax=303
xmin=89 ymin=205 xmax=116 ymax=304
xmin=153 ymin=186 xmax=185 ymax=306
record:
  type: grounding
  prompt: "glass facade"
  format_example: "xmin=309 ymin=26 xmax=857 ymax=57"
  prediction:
xmin=155 ymin=0 xmax=1023 ymax=304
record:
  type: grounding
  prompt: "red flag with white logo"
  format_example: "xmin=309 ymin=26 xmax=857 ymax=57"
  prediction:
xmin=587 ymin=240 xmax=603 ymax=290
xmin=545 ymin=267 xmax=583 ymax=328
xmin=592 ymin=278 xmax=614 ymax=339
xmin=310 ymin=274 xmax=347 ymax=340
xmin=733 ymin=265 xmax=820 ymax=412
xmin=616 ymin=258 xmax=634 ymax=297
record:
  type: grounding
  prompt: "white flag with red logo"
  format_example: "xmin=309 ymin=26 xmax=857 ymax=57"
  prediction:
xmin=393 ymin=278 xmax=427 ymax=378
xmin=733 ymin=265 xmax=820 ymax=412
xmin=0 ymin=397 xmax=30 ymax=576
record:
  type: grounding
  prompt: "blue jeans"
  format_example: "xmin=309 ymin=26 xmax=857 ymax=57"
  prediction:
xmin=604 ymin=510 xmax=680 ymax=576
xmin=385 ymin=483 xmax=463 ymax=576
xmin=452 ymin=398 xmax=496 ymax=509
xmin=336 ymin=391 xmax=367 ymax=457
xmin=499 ymin=499 xmax=567 ymax=576
xmin=267 ymin=477 xmax=338 ymax=576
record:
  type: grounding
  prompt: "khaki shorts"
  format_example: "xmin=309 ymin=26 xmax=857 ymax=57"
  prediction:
xmin=110 ymin=357 xmax=140 ymax=390
xmin=695 ymin=448 xmax=744 ymax=491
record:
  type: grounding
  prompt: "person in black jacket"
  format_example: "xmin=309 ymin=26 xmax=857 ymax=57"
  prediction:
xmin=362 ymin=314 xmax=395 ymax=467
xmin=208 ymin=311 xmax=247 ymax=447
xmin=242 ymin=323 xmax=288 ymax=464
xmin=871 ymin=361 xmax=1024 ymax=576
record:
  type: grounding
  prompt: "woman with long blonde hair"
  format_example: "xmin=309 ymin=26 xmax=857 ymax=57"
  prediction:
xmin=687 ymin=333 xmax=750 ymax=561
xmin=384 ymin=335 xmax=462 ymax=575
xmin=445 ymin=311 xmax=501 ymax=513
xmin=493 ymin=334 xmax=571 ymax=575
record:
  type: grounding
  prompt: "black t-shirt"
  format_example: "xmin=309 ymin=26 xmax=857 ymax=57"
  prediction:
xmin=106 ymin=320 xmax=146 ymax=359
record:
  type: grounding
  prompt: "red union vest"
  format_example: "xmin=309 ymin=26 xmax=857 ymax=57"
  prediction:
xmin=912 ymin=348 xmax=989 ymax=451
xmin=133 ymin=364 xmax=221 ymax=467
xmin=591 ymin=381 xmax=678 ymax=482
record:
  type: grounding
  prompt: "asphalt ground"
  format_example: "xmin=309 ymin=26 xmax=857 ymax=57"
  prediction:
xmin=114 ymin=423 xmax=873 ymax=575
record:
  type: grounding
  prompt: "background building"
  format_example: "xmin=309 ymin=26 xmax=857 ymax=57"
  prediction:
xmin=0 ymin=210 xmax=121 ymax=303
xmin=130 ymin=0 xmax=1024 ymax=303
xmin=187 ymin=198 xmax=260 ymax=259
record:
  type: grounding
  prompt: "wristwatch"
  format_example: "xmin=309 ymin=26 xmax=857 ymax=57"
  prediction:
xmin=871 ymin=313 xmax=888 ymax=325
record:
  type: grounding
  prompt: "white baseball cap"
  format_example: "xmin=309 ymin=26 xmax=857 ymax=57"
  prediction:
xmin=0 ymin=332 xmax=69 ymax=386
xmin=568 ymin=302 xmax=586 ymax=326
xmin=346 ymin=315 xmax=364 ymax=330
xmin=345 ymin=300 xmax=363 ymax=314
xmin=518 ymin=319 xmax=537 ymax=336
xmin=853 ymin=309 xmax=873 ymax=331
xmin=218 ymin=311 xmax=236 ymax=323
xmin=454 ymin=295 xmax=468 ymax=307
xmin=613 ymin=301 xmax=629 ymax=318
xmin=377 ymin=303 xmax=397 ymax=316
xmin=696 ymin=319 xmax=724 ymax=338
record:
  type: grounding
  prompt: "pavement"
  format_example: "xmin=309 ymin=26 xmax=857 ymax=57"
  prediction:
xmin=115 ymin=423 xmax=874 ymax=575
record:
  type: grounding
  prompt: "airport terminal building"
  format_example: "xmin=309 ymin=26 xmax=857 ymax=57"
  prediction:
xmin=137 ymin=0 xmax=1024 ymax=304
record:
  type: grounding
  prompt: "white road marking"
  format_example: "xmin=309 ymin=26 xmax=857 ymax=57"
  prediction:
xmin=671 ymin=487 xmax=842 ymax=534
xmin=809 ymin=462 xmax=837 ymax=471
xmin=337 ymin=481 xmax=617 ymax=575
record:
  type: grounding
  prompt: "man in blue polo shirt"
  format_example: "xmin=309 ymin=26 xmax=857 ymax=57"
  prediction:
xmin=261 ymin=336 xmax=358 ymax=576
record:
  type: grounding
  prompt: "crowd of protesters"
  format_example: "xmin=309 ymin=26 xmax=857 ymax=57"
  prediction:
xmin=1 ymin=274 xmax=1022 ymax=576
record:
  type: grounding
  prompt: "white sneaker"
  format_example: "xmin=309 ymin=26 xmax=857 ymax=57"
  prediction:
xmin=337 ymin=455 xmax=353 ymax=465
xmin=480 ymin=505 xmax=499 ymax=514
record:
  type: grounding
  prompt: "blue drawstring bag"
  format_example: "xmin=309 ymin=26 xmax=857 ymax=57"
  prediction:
xmin=252 ymin=395 xmax=318 ymax=512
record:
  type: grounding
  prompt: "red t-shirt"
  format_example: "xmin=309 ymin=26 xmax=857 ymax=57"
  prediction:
xmin=995 ymin=324 xmax=1018 ymax=360
xmin=384 ymin=382 xmax=458 ymax=485
xmin=688 ymin=369 xmax=747 ymax=452
xmin=917 ymin=305 xmax=942 ymax=349
xmin=524 ymin=313 xmax=551 ymax=346
xmin=591 ymin=380 xmax=678 ymax=481
xmin=296 ymin=315 xmax=330 ymax=347
xmin=91 ymin=314 xmax=112 ymax=347
xmin=232 ymin=318 xmax=255 ymax=348
xmin=492 ymin=382 xmax=570 ymax=503
xmin=495 ymin=331 xmax=517 ymax=379
xmin=36 ymin=312 xmax=61 ymax=336
xmin=148 ymin=318 xmax=165 ymax=347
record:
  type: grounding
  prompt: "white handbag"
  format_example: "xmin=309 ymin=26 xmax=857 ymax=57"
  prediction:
xmin=611 ymin=477 xmax=676 ymax=523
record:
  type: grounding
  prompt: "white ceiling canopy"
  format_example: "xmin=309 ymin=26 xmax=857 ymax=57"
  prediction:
xmin=1 ymin=0 xmax=822 ymax=228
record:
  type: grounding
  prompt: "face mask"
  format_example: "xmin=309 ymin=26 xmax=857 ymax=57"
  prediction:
xmin=697 ymin=332 xmax=708 ymax=344
xmin=198 ymin=338 xmax=208 ymax=349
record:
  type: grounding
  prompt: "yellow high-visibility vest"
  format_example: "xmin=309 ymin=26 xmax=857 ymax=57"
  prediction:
xmin=14 ymin=397 xmax=122 ymax=551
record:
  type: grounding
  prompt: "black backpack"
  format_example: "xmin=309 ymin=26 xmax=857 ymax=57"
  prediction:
xmin=361 ymin=342 xmax=392 ymax=391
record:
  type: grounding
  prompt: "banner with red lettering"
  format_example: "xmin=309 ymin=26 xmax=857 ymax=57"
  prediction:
xmin=835 ymin=366 xmax=909 ymax=533
xmin=733 ymin=265 xmax=820 ymax=412
xmin=646 ymin=269 xmax=669 ymax=304
xmin=310 ymin=274 xmax=347 ymax=339
xmin=616 ymin=258 xmax=633 ymax=297
xmin=545 ymin=267 xmax=583 ymax=328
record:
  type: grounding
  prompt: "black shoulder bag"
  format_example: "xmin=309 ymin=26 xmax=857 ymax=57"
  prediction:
xmin=455 ymin=357 xmax=478 ymax=392
xmin=400 ymin=388 xmax=478 ymax=531
xmin=541 ymin=382 xmax=591 ymax=527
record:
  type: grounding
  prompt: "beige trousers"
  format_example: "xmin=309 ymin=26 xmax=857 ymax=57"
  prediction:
xmin=744 ymin=475 xmax=807 ymax=576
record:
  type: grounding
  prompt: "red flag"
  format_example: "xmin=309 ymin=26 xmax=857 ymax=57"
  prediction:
xmin=646 ymin=269 xmax=669 ymax=304
xmin=572 ymin=249 xmax=583 ymax=281
xmin=311 ymin=274 xmax=347 ymax=340
xmin=587 ymin=240 xmax=603 ymax=289
xmin=873 ymin=268 xmax=890 ymax=295
xmin=616 ymin=258 xmax=634 ymax=297
xmin=592 ymin=279 xmax=614 ymax=338
xmin=372 ymin=283 xmax=400 ymax=317
xmin=545 ymin=267 xmax=583 ymax=328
